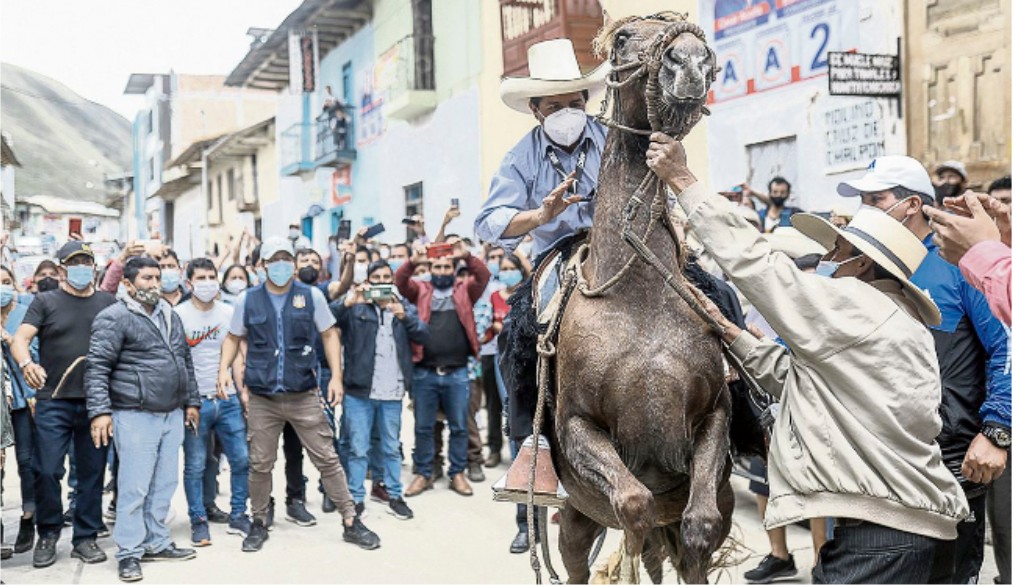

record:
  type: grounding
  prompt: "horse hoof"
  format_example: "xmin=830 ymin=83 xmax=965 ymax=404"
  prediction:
xmin=681 ymin=510 xmax=722 ymax=558
xmin=613 ymin=485 xmax=655 ymax=547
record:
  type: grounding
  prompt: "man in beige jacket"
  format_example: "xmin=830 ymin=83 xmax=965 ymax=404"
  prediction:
xmin=646 ymin=133 xmax=969 ymax=584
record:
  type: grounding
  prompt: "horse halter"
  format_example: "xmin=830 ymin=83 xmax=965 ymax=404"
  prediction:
xmin=596 ymin=18 xmax=717 ymax=139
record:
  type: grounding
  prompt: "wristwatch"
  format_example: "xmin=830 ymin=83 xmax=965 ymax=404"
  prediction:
xmin=981 ymin=424 xmax=1012 ymax=449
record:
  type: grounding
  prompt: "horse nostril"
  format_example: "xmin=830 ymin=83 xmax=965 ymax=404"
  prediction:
xmin=664 ymin=48 xmax=683 ymax=66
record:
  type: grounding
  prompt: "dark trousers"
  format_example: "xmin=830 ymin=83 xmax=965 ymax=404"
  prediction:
xmin=33 ymin=399 xmax=108 ymax=545
xmin=988 ymin=462 xmax=1011 ymax=584
xmin=202 ymin=434 xmax=223 ymax=508
xmin=812 ymin=521 xmax=947 ymax=584
xmin=467 ymin=377 xmax=484 ymax=466
xmin=282 ymin=422 xmax=306 ymax=504
xmin=948 ymin=493 xmax=987 ymax=583
xmin=12 ymin=407 xmax=36 ymax=514
xmin=481 ymin=355 xmax=503 ymax=454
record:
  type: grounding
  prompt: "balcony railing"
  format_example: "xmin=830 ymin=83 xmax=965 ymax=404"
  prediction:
xmin=315 ymin=106 xmax=357 ymax=167
xmin=384 ymin=34 xmax=437 ymax=121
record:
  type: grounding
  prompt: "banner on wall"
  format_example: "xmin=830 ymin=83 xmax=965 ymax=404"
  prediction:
xmin=331 ymin=167 xmax=352 ymax=206
xmin=703 ymin=0 xmax=858 ymax=105
xmin=356 ymin=44 xmax=399 ymax=147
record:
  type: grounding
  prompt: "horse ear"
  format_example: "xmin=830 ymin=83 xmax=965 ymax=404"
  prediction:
xmin=602 ymin=9 xmax=613 ymax=28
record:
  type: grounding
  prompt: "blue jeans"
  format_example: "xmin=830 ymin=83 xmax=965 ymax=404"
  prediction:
xmin=338 ymin=408 xmax=385 ymax=481
xmin=113 ymin=409 xmax=184 ymax=561
xmin=344 ymin=395 xmax=404 ymax=502
xmin=33 ymin=399 xmax=107 ymax=544
xmin=183 ymin=395 xmax=249 ymax=523
xmin=411 ymin=366 xmax=470 ymax=478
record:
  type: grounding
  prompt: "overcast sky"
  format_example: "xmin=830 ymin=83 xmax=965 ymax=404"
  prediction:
xmin=1 ymin=0 xmax=302 ymax=119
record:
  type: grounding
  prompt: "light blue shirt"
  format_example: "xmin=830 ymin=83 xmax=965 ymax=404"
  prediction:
xmin=475 ymin=117 xmax=606 ymax=259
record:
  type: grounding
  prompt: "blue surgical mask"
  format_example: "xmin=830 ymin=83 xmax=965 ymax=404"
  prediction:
xmin=486 ymin=260 xmax=501 ymax=278
xmin=0 ymin=285 xmax=14 ymax=307
xmin=66 ymin=265 xmax=95 ymax=290
xmin=389 ymin=259 xmax=405 ymax=272
xmin=161 ymin=268 xmax=181 ymax=292
xmin=267 ymin=261 xmax=294 ymax=287
xmin=412 ymin=273 xmax=431 ymax=283
xmin=255 ymin=267 xmax=267 ymax=284
xmin=499 ymin=269 xmax=523 ymax=288
xmin=815 ymin=256 xmax=861 ymax=278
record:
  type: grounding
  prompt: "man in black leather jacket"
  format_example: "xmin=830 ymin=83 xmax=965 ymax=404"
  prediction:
xmin=85 ymin=256 xmax=200 ymax=582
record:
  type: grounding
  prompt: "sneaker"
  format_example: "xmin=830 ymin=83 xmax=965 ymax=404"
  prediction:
xmin=205 ymin=503 xmax=230 ymax=524
xmin=354 ymin=502 xmax=367 ymax=519
xmin=141 ymin=543 xmax=196 ymax=562
xmin=70 ymin=539 xmax=107 ymax=563
xmin=98 ymin=523 xmax=112 ymax=538
xmin=387 ymin=498 xmax=414 ymax=520
xmin=285 ymin=499 xmax=317 ymax=527
xmin=33 ymin=534 xmax=59 ymax=568
xmin=104 ymin=501 xmax=117 ymax=522
xmin=1 ymin=544 xmax=12 ymax=560
xmin=744 ymin=553 xmax=797 ymax=584
xmin=15 ymin=516 xmax=35 ymax=553
xmin=242 ymin=519 xmax=269 ymax=552
xmin=322 ymin=496 xmax=337 ymax=514
xmin=118 ymin=558 xmax=143 ymax=582
xmin=370 ymin=482 xmax=391 ymax=504
xmin=190 ymin=520 xmax=212 ymax=547
xmin=342 ymin=518 xmax=380 ymax=550
xmin=226 ymin=515 xmax=252 ymax=538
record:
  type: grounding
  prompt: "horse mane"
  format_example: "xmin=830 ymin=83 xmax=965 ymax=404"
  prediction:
xmin=592 ymin=11 xmax=696 ymax=58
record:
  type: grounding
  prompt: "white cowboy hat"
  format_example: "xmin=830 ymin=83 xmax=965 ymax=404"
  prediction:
xmin=500 ymin=39 xmax=609 ymax=114
xmin=791 ymin=207 xmax=941 ymax=326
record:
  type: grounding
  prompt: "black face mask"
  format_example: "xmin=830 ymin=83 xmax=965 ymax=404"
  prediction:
xmin=770 ymin=196 xmax=788 ymax=208
xmin=36 ymin=277 xmax=59 ymax=292
xmin=431 ymin=274 xmax=455 ymax=290
xmin=934 ymin=183 xmax=962 ymax=206
xmin=297 ymin=266 xmax=319 ymax=285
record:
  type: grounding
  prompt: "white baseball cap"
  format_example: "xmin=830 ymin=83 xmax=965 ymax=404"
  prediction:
xmin=837 ymin=155 xmax=934 ymax=202
xmin=260 ymin=236 xmax=294 ymax=262
xmin=935 ymin=160 xmax=968 ymax=180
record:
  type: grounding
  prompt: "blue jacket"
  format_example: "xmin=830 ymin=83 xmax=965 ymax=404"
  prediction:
xmin=913 ymin=234 xmax=1011 ymax=494
xmin=331 ymin=299 xmax=429 ymax=399
xmin=2 ymin=297 xmax=37 ymax=410
xmin=243 ymin=282 xmax=320 ymax=395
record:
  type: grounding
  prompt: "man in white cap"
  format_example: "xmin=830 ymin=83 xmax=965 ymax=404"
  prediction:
xmin=837 ymin=155 xmax=1011 ymax=584
xmin=934 ymin=160 xmax=968 ymax=207
xmin=646 ymin=134 xmax=969 ymax=583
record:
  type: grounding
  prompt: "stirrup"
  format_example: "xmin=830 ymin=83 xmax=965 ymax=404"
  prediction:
xmin=491 ymin=435 xmax=568 ymax=508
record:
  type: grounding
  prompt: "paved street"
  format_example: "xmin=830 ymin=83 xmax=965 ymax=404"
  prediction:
xmin=1 ymin=411 xmax=999 ymax=583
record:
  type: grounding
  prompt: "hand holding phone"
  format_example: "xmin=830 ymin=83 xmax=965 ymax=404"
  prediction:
xmin=362 ymin=223 xmax=386 ymax=240
xmin=336 ymin=220 xmax=352 ymax=241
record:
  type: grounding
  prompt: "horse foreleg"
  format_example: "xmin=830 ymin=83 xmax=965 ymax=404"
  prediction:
xmin=560 ymin=417 xmax=654 ymax=559
xmin=559 ymin=503 xmax=602 ymax=584
xmin=679 ymin=391 xmax=732 ymax=584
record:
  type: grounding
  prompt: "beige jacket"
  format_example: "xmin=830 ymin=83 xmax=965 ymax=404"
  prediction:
xmin=679 ymin=183 xmax=969 ymax=540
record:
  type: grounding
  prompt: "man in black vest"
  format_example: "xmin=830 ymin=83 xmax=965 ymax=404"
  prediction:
xmin=217 ymin=237 xmax=379 ymax=552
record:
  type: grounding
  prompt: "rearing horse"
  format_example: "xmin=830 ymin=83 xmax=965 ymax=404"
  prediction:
xmin=550 ymin=13 xmax=732 ymax=584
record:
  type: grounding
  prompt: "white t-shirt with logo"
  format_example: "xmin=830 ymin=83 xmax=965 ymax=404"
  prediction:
xmin=175 ymin=300 xmax=235 ymax=398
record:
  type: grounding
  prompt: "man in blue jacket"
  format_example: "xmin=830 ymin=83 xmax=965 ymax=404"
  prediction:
xmin=839 ymin=155 xmax=1011 ymax=583
xmin=332 ymin=260 xmax=429 ymax=520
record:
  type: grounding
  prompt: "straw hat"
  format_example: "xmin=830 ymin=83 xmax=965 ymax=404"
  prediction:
xmin=791 ymin=207 xmax=941 ymax=326
xmin=500 ymin=39 xmax=609 ymax=114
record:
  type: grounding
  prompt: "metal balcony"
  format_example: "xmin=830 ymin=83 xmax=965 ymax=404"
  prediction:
xmin=383 ymin=34 xmax=437 ymax=121
xmin=314 ymin=108 xmax=357 ymax=168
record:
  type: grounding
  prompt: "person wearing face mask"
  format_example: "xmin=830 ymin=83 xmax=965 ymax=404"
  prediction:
xmin=1 ymin=265 xmax=40 ymax=556
xmin=395 ymin=242 xmax=491 ymax=498
xmin=220 ymin=264 xmax=250 ymax=306
xmin=173 ymin=258 xmax=251 ymax=547
xmin=85 ymin=256 xmax=201 ymax=581
xmin=352 ymin=247 xmax=371 ymax=285
xmin=933 ymin=160 xmax=969 ymax=208
xmin=216 ymin=237 xmax=380 ymax=553
xmin=740 ymin=176 xmax=804 ymax=233
xmin=838 ymin=155 xmax=1011 ymax=584
xmin=648 ymin=134 xmax=969 ymax=584
xmin=10 ymin=242 xmax=116 ymax=569
xmin=157 ymin=249 xmax=188 ymax=306
xmin=31 ymin=260 xmax=61 ymax=294
xmin=287 ymin=223 xmax=312 ymax=252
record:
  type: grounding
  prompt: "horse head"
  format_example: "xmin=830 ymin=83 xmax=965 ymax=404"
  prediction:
xmin=594 ymin=12 xmax=719 ymax=138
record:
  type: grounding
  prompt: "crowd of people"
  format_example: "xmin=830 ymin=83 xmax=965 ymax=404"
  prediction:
xmin=0 ymin=37 xmax=1011 ymax=585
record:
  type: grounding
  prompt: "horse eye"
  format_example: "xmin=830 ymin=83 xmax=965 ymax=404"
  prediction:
xmin=615 ymin=33 xmax=630 ymax=50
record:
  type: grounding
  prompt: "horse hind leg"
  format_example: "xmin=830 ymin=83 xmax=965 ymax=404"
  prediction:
xmin=679 ymin=391 xmax=733 ymax=584
xmin=559 ymin=503 xmax=602 ymax=584
xmin=559 ymin=416 xmax=655 ymax=559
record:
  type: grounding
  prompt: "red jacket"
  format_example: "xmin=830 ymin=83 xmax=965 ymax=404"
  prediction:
xmin=395 ymin=254 xmax=491 ymax=363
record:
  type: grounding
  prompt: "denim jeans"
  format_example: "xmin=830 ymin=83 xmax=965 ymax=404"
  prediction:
xmin=338 ymin=406 xmax=385 ymax=480
xmin=183 ymin=395 xmax=249 ymax=523
xmin=343 ymin=394 xmax=404 ymax=502
xmin=11 ymin=407 xmax=36 ymax=514
xmin=411 ymin=366 xmax=470 ymax=478
xmin=113 ymin=409 xmax=184 ymax=561
xmin=33 ymin=399 xmax=107 ymax=545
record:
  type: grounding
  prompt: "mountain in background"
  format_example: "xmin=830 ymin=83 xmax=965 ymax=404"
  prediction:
xmin=1 ymin=62 xmax=131 ymax=206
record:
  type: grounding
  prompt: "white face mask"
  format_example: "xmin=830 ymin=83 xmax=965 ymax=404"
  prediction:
xmin=225 ymin=279 xmax=247 ymax=295
xmin=192 ymin=280 xmax=220 ymax=303
xmin=353 ymin=262 xmax=369 ymax=284
xmin=541 ymin=107 xmax=587 ymax=147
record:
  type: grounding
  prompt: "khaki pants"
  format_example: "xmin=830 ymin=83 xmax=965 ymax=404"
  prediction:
xmin=248 ymin=391 xmax=355 ymax=521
